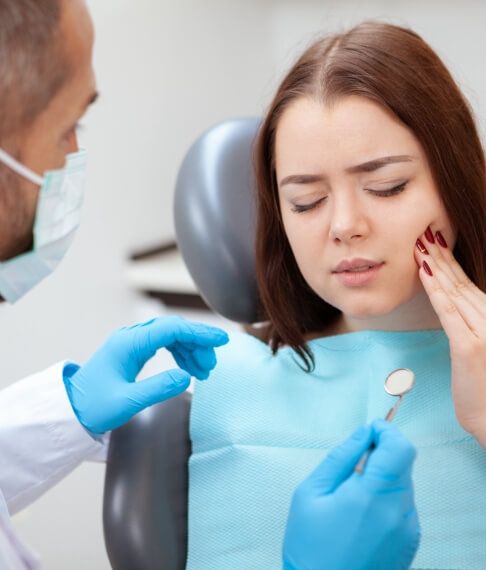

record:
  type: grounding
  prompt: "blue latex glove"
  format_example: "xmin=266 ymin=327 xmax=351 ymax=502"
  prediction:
xmin=63 ymin=316 xmax=229 ymax=434
xmin=283 ymin=419 xmax=420 ymax=570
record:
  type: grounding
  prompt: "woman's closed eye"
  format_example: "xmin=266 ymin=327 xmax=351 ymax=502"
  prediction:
xmin=365 ymin=180 xmax=408 ymax=197
xmin=291 ymin=197 xmax=327 ymax=213
xmin=291 ymin=181 xmax=409 ymax=214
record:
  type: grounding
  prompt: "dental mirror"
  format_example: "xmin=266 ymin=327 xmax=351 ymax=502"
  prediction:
xmin=355 ymin=368 xmax=416 ymax=473
xmin=383 ymin=368 xmax=415 ymax=421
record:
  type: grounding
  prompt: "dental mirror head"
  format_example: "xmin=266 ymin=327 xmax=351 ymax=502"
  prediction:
xmin=384 ymin=368 xmax=415 ymax=397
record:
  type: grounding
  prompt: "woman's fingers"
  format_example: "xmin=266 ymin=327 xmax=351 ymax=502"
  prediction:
xmin=414 ymin=226 xmax=484 ymax=343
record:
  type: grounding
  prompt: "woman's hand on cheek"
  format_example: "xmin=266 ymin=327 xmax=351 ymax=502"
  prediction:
xmin=414 ymin=226 xmax=486 ymax=447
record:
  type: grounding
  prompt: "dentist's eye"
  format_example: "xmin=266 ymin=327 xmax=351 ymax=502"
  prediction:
xmin=291 ymin=197 xmax=327 ymax=213
xmin=366 ymin=181 xmax=408 ymax=197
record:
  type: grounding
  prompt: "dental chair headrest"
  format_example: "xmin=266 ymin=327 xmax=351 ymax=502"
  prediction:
xmin=174 ymin=118 xmax=261 ymax=323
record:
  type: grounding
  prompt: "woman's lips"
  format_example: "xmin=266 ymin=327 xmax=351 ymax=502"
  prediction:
xmin=334 ymin=262 xmax=385 ymax=287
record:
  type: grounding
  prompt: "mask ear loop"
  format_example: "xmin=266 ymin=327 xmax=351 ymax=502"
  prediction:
xmin=0 ymin=148 xmax=44 ymax=186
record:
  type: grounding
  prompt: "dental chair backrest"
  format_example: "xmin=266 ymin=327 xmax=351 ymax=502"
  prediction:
xmin=175 ymin=117 xmax=261 ymax=323
xmin=103 ymin=118 xmax=261 ymax=570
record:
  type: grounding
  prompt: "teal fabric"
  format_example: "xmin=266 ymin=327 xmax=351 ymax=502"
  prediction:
xmin=188 ymin=330 xmax=486 ymax=570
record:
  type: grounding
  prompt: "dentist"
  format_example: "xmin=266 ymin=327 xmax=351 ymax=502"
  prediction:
xmin=0 ymin=1 xmax=228 ymax=567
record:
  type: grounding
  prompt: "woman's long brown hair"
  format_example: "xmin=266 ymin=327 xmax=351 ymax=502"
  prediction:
xmin=254 ymin=21 xmax=486 ymax=370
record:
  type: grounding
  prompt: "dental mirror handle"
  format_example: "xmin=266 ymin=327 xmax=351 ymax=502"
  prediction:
xmin=354 ymin=395 xmax=404 ymax=474
xmin=384 ymin=395 xmax=403 ymax=422
xmin=355 ymin=447 xmax=372 ymax=474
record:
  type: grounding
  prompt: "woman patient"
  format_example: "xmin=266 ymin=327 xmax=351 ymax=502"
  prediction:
xmin=187 ymin=22 xmax=486 ymax=570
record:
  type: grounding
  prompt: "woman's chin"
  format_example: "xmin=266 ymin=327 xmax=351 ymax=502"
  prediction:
xmin=334 ymin=298 xmax=401 ymax=320
xmin=324 ymin=277 xmax=421 ymax=320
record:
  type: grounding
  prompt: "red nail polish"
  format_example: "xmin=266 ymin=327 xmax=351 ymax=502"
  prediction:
xmin=424 ymin=226 xmax=435 ymax=244
xmin=416 ymin=239 xmax=429 ymax=254
xmin=423 ymin=260 xmax=433 ymax=276
xmin=435 ymin=231 xmax=448 ymax=248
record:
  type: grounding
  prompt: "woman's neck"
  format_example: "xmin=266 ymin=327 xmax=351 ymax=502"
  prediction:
xmin=322 ymin=289 xmax=443 ymax=337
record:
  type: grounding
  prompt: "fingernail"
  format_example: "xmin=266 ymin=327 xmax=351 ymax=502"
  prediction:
xmin=416 ymin=239 xmax=429 ymax=254
xmin=435 ymin=231 xmax=448 ymax=248
xmin=424 ymin=226 xmax=435 ymax=244
xmin=173 ymin=371 xmax=190 ymax=386
xmin=423 ymin=260 xmax=433 ymax=276
xmin=351 ymin=425 xmax=371 ymax=443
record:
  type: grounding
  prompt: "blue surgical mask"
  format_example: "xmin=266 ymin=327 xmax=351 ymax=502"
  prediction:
xmin=0 ymin=148 xmax=87 ymax=303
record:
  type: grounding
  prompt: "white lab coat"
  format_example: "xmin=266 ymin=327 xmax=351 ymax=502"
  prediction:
xmin=0 ymin=363 xmax=110 ymax=568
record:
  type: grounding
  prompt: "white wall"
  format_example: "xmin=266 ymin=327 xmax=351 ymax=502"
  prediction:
xmin=266 ymin=0 xmax=486 ymax=133
xmin=5 ymin=1 xmax=486 ymax=568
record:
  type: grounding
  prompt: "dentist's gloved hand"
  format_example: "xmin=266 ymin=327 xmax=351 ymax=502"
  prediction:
xmin=283 ymin=419 xmax=420 ymax=570
xmin=63 ymin=316 xmax=229 ymax=434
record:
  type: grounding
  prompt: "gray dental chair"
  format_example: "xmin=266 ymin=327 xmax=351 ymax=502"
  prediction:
xmin=103 ymin=117 xmax=261 ymax=570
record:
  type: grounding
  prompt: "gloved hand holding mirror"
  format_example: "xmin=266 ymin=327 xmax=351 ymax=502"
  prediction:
xmin=283 ymin=419 xmax=420 ymax=570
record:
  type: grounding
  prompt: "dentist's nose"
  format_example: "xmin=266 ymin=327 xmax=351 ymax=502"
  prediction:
xmin=67 ymin=131 xmax=79 ymax=154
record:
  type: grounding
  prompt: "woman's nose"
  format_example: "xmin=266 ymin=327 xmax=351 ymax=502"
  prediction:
xmin=328 ymin=192 xmax=369 ymax=243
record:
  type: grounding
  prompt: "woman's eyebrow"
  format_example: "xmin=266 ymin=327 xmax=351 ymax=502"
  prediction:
xmin=279 ymin=155 xmax=415 ymax=187
xmin=279 ymin=174 xmax=325 ymax=186
xmin=346 ymin=154 xmax=415 ymax=173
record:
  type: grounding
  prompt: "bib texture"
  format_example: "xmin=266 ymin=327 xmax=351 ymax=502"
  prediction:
xmin=188 ymin=330 xmax=486 ymax=570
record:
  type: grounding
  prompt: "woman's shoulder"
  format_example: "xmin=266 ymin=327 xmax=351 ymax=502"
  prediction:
xmin=215 ymin=330 xmax=274 ymax=368
xmin=201 ymin=329 xmax=304 ymax=389
xmin=193 ymin=331 xmax=277 ymax=407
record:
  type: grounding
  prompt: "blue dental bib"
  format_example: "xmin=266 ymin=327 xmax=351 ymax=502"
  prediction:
xmin=188 ymin=330 xmax=486 ymax=570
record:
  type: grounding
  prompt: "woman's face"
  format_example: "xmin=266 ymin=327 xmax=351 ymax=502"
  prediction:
xmin=276 ymin=95 xmax=456 ymax=320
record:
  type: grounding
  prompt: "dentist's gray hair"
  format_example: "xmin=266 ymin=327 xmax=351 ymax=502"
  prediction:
xmin=0 ymin=0 xmax=69 ymax=140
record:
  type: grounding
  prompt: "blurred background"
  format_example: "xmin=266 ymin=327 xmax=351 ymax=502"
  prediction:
xmin=3 ymin=0 xmax=486 ymax=567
